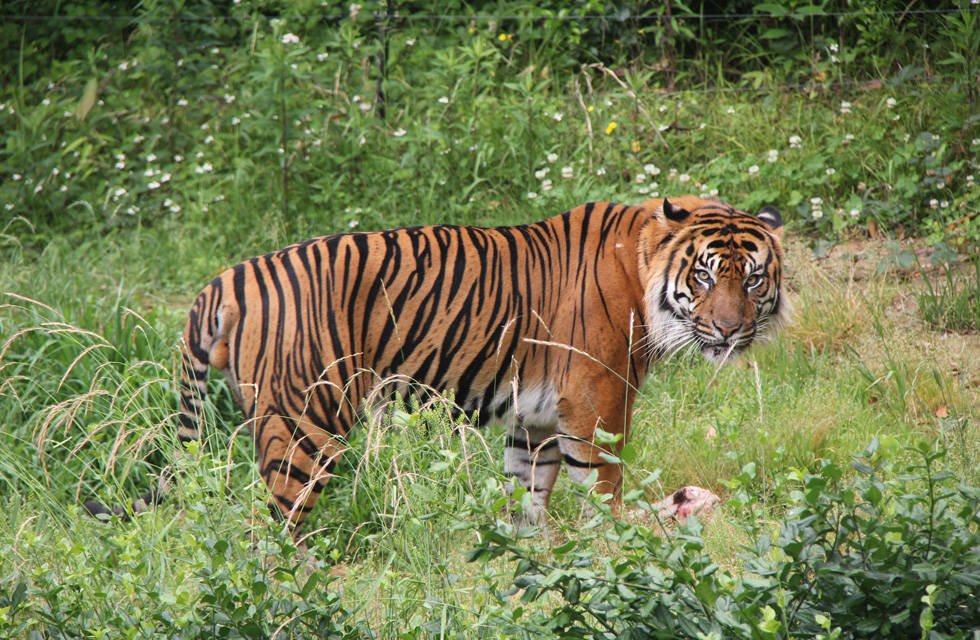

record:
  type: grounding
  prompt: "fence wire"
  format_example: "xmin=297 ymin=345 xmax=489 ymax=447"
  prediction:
xmin=1 ymin=7 xmax=976 ymax=22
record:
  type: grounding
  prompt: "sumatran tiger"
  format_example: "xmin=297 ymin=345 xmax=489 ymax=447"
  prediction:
xmin=85 ymin=195 xmax=786 ymax=530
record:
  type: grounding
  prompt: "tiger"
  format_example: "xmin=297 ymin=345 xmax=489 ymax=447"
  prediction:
xmin=84 ymin=195 xmax=786 ymax=530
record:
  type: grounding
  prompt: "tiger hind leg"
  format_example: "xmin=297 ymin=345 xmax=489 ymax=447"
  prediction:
xmin=253 ymin=412 xmax=347 ymax=531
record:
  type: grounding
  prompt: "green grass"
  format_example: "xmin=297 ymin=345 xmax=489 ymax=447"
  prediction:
xmin=2 ymin=233 xmax=978 ymax=637
xmin=2 ymin=2 xmax=980 ymax=637
xmin=918 ymin=257 xmax=980 ymax=333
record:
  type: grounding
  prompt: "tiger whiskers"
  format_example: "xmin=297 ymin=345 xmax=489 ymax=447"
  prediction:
xmin=639 ymin=313 xmax=698 ymax=362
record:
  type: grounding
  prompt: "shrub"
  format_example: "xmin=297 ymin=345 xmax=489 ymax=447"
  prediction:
xmin=466 ymin=442 xmax=980 ymax=639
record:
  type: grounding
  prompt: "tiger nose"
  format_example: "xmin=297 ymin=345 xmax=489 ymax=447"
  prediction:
xmin=713 ymin=319 xmax=741 ymax=339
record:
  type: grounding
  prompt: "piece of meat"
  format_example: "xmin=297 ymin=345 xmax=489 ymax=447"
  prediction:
xmin=650 ymin=486 xmax=720 ymax=524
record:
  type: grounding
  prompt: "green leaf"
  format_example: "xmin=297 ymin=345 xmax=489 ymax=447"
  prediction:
xmin=761 ymin=28 xmax=792 ymax=39
xmin=75 ymin=77 xmax=98 ymax=121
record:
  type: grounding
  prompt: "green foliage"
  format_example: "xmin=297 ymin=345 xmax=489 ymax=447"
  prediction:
xmin=0 ymin=517 xmax=364 ymax=639
xmin=466 ymin=443 xmax=980 ymax=639
xmin=1 ymin=0 xmax=979 ymax=254
xmin=2 ymin=3 xmax=980 ymax=638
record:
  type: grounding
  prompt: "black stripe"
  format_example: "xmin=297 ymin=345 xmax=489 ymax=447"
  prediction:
xmin=563 ymin=454 xmax=603 ymax=468
xmin=231 ymin=262 xmax=248 ymax=380
xmin=505 ymin=435 xmax=559 ymax=452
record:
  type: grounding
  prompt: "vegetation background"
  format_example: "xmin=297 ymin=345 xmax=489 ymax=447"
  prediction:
xmin=1 ymin=0 xmax=979 ymax=638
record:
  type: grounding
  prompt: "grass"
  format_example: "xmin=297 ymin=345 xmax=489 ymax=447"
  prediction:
xmin=2 ymin=2 xmax=980 ymax=637
xmin=2 ymin=233 xmax=978 ymax=637
xmin=919 ymin=257 xmax=980 ymax=333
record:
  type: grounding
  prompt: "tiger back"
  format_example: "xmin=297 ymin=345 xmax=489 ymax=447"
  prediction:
xmin=85 ymin=195 xmax=786 ymax=529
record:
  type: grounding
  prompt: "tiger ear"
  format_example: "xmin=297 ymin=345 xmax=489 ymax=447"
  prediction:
xmin=661 ymin=198 xmax=691 ymax=223
xmin=757 ymin=206 xmax=783 ymax=238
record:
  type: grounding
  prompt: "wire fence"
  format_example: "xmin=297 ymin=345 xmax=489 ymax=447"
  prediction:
xmin=0 ymin=7 xmax=976 ymax=21
xmin=1 ymin=7 xmax=973 ymax=102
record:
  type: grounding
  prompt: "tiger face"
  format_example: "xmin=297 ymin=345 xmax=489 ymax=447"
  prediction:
xmin=639 ymin=196 xmax=786 ymax=364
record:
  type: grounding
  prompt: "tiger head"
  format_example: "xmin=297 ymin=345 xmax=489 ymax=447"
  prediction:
xmin=638 ymin=195 xmax=787 ymax=364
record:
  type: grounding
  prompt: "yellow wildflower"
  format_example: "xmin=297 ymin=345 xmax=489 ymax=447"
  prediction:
xmin=605 ymin=122 xmax=617 ymax=135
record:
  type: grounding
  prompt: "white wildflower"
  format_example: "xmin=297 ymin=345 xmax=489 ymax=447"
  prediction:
xmin=547 ymin=152 xmax=558 ymax=163
xmin=561 ymin=166 xmax=573 ymax=179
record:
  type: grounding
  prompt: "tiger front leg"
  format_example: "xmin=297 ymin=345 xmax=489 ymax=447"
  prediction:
xmin=503 ymin=423 xmax=563 ymax=525
xmin=555 ymin=390 xmax=631 ymax=515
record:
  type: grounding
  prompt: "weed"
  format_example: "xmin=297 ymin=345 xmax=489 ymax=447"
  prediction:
xmin=918 ymin=256 xmax=980 ymax=333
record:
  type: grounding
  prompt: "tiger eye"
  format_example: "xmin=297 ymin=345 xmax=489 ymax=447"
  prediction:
xmin=694 ymin=268 xmax=713 ymax=285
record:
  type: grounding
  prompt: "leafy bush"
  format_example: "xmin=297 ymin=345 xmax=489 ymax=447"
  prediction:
xmin=466 ymin=443 xmax=980 ymax=639
xmin=0 ymin=519 xmax=365 ymax=639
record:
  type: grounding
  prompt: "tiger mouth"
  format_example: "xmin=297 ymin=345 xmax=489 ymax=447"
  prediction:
xmin=698 ymin=336 xmax=755 ymax=363
xmin=701 ymin=342 xmax=741 ymax=362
